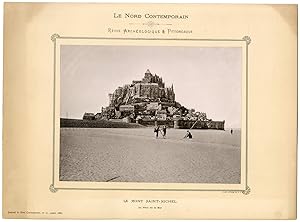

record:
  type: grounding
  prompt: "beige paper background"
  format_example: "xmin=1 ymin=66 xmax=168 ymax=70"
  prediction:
xmin=3 ymin=3 xmax=297 ymax=219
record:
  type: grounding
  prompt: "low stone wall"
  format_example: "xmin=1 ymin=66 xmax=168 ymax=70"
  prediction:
xmin=64 ymin=118 xmax=224 ymax=129
xmin=137 ymin=119 xmax=174 ymax=128
xmin=137 ymin=119 xmax=224 ymax=130
xmin=109 ymin=117 xmax=133 ymax=123
xmin=174 ymin=120 xmax=225 ymax=130
xmin=60 ymin=118 xmax=144 ymax=128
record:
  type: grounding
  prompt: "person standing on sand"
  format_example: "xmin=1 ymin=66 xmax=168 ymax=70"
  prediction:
xmin=162 ymin=125 xmax=167 ymax=138
xmin=154 ymin=126 xmax=160 ymax=139
xmin=230 ymin=129 xmax=233 ymax=134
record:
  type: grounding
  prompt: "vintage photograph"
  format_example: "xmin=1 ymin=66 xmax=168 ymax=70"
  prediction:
xmin=59 ymin=45 xmax=242 ymax=184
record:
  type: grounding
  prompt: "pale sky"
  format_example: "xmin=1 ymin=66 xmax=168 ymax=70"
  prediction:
xmin=61 ymin=45 xmax=242 ymax=128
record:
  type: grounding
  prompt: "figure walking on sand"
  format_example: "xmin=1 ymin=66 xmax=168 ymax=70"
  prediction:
xmin=154 ymin=125 xmax=160 ymax=139
xmin=230 ymin=128 xmax=233 ymax=134
xmin=162 ymin=125 xmax=167 ymax=138
xmin=183 ymin=130 xmax=193 ymax=139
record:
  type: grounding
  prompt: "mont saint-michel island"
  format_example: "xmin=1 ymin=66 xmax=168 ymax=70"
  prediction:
xmin=61 ymin=69 xmax=225 ymax=130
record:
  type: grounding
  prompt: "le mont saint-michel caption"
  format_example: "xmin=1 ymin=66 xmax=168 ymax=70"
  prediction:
xmin=109 ymin=12 xmax=193 ymax=35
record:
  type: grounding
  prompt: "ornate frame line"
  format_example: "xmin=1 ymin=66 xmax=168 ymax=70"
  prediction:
xmin=50 ymin=35 xmax=251 ymax=195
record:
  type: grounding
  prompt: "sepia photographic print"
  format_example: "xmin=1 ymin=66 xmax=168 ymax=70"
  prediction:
xmin=57 ymin=39 xmax=247 ymax=189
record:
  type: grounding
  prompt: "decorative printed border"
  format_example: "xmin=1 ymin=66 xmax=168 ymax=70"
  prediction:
xmin=50 ymin=35 xmax=251 ymax=194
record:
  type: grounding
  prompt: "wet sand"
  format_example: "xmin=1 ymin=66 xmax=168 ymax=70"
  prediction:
xmin=59 ymin=128 xmax=241 ymax=184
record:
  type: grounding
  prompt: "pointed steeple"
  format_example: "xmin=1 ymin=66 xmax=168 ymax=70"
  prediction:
xmin=145 ymin=69 xmax=151 ymax=74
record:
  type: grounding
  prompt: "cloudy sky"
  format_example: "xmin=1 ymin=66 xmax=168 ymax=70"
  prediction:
xmin=60 ymin=45 xmax=242 ymax=128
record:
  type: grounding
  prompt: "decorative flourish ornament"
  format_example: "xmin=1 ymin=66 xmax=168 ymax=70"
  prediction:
xmin=242 ymin=186 xmax=251 ymax=195
xmin=143 ymin=21 xmax=159 ymax=28
xmin=51 ymin=33 xmax=60 ymax=42
xmin=242 ymin=36 xmax=251 ymax=45
xmin=49 ymin=184 xmax=58 ymax=193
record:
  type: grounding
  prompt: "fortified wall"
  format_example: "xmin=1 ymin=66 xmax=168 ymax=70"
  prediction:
xmin=174 ymin=119 xmax=225 ymax=130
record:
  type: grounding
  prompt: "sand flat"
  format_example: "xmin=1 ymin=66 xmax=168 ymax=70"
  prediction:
xmin=59 ymin=128 xmax=241 ymax=184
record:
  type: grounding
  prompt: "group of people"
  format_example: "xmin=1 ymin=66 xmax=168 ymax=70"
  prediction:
xmin=153 ymin=127 xmax=234 ymax=140
xmin=154 ymin=125 xmax=167 ymax=139
xmin=154 ymin=125 xmax=192 ymax=139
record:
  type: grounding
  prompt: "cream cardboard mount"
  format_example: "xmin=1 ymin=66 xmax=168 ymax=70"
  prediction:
xmin=3 ymin=3 xmax=297 ymax=219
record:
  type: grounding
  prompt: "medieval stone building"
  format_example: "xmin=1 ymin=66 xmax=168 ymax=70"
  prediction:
xmin=92 ymin=69 xmax=224 ymax=130
xmin=108 ymin=69 xmax=175 ymax=108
